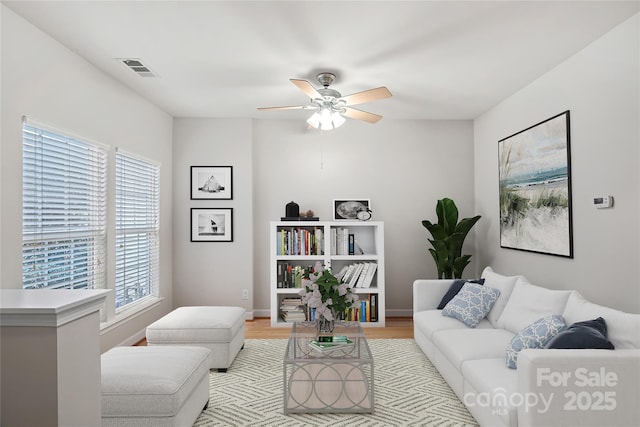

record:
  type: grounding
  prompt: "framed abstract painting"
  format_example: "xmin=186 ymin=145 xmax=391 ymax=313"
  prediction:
xmin=498 ymin=111 xmax=573 ymax=258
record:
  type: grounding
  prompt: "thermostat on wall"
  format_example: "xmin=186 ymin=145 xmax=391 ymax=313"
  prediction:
xmin=593 ymin=196 xmax=613 ymax=209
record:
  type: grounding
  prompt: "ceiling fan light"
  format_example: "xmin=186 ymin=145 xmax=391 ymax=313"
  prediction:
xmin=319 ymin=107 xmax=334 ymax=130
xmin=306 ymin=112 xmax=321 ymax=128
xmin=332 ymin=111 xmax=346 ymax=128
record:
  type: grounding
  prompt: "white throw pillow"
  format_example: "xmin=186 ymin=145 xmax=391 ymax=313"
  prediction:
xmin=496 ymin=276 xmax=571 ymax=334
xmin=563 ymin=291 xmax=640 ymax=349
xmin=481 ymin=266 xmax=520 ymax=327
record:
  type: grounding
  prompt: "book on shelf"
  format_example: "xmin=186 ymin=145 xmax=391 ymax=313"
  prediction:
xmin=348 ymin=263 xmax=364 ymax=288
xmin=360 ymin=263 xmax=377 ymax=288
xmin=369 ymin=293 xmax=378 ymax=322
xmin=277 ymin=263 xmax=317 ymax=288
xmin=336 ymin=262 xmax=377 ymax=289
xmin=355 ymin=263 xmax=370 ymax=288
xmin=332 ymin=227 xmax=353 ymax=255
xmin=280 ymin=297 xmax=306 ymax=322
xmin=277 ymin=227 xmax=324 ymax=256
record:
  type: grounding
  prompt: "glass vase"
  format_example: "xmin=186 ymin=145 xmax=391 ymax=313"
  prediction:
xmin=316 ymin=314 xmax=335 ymax=334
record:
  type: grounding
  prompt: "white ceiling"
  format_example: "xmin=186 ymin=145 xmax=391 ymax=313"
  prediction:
xmin=4 ymin=1 xmax=639 ymax=121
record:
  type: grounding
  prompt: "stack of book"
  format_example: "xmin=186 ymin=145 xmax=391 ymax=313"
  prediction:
xmin=336 ymin=262 xmax=377 ymax=288
xmin=280 ymin=297 xmax=306 ymax=322
xmin=309 ymin=336 xmax=354 ymax=352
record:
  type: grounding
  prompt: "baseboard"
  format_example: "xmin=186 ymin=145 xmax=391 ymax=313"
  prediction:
xmin=386 ymin=309 xmax=413 ymax=318
xmin=245 ymin=310 xmax=255 ymax=320
xmin=118 ymin=328 xmax=146 ymax=347
xmin=253 ymin=309 xmax=270 ymax=318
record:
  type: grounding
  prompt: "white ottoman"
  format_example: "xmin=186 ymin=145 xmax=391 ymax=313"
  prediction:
xmin=101 ymin=346 xmax=210 ymax=427
xmin=146 ymin=306 xmax=245 ymax=372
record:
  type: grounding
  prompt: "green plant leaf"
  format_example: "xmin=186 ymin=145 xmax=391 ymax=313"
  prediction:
xmin=453 ymin=255 xmax=471 ymax=278
xmin=422 ymin=198 xmax=480 ymax=279
xmin=438 ymin=198 xmax=459 ymax=235
xmin=455 ymin=215 xmax=481 ymax=237
xmin=421 ymin=220 xmax=448 ymax=241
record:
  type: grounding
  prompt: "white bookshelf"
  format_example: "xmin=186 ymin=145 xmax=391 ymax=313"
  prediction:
xmin=270 ymin=221 xmax=385 ymax=327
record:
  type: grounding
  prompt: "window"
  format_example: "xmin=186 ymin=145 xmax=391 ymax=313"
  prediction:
xmin=22 ymin=120 xmax=107 ymax=290
xmin=115 ymin=150 xmax=160 ymax=310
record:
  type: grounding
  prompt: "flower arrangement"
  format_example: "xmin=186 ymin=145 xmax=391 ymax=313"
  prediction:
xmin=299 ymin=261 xmax=359 ymax=321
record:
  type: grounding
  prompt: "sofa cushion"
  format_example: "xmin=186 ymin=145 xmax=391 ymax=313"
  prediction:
xmin=437 ymin=278 xmax=485 ymax=309
xmin=414 ymin=309 xmax=494 ymax=341
xmin=442 ymin=283 xmax=500 ymax=327
xmin=562 ymin=291 xmax=640 ymax=349
xmin=462 ymin=358 xmax=518 ymax=427
xmin=546 ymin=317 xmax=615 ymax=350
xmin=496 ymin=276 xmax=571 ymax=334
xmin=506 ymin=315 xmax=566 ymax=369
xmin=481 ymin=266 xmax=520 ymax=327
xmin=433 ymin=328 xmax=515 ymax=371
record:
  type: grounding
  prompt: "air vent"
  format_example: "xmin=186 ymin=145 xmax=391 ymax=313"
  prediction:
xmin=118 ymin=58 xmax=157 ymax=78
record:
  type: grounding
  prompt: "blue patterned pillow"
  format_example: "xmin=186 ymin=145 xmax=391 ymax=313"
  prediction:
xmin=506 ymin=315 xmax=566 ymax=369
xmin=442 ymin=283 xmax=500 ymax=327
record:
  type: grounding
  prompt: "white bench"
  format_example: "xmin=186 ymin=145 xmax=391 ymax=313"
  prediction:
xmin=101 ymin=346 xmax=210 ymax=427
xmin=146 ymin=306 xmax=245 ymax=372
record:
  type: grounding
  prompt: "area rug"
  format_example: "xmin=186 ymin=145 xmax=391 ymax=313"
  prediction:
xmin=194 ymin=339 xmax=478 ymax=426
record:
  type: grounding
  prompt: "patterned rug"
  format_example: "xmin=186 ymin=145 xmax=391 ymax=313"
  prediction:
xmin=194 ymin=339 xmax=478 ymax=426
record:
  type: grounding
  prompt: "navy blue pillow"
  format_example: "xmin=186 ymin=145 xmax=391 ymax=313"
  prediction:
xmin=437 ymin=279 xmax=485 ymax=310
xmin=545 ymin=317 xmax=614 ymax=350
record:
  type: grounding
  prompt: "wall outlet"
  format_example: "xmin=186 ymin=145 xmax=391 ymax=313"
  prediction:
xmin=241 ymin=289 xmax=249 ymax=300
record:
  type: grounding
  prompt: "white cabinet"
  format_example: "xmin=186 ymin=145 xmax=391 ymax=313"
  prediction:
xmin=270 ymin=221 xmax=385 ymax=327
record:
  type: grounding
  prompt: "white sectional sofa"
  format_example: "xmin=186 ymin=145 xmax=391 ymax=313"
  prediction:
xmin=413 ymin=267 xmax=640 ymax=427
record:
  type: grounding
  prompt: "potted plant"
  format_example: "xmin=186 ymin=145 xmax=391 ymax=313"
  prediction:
xmin=421 ymin=198 xmax=481 ymax=279
xmin=299 ymin=261 xmax=359 ymax=333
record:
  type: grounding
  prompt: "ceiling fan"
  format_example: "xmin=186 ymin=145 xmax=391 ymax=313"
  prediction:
xmin=258 ymin=72 xmax=392 ymax=130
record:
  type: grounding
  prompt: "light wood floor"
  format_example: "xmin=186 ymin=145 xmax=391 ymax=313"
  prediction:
xmin=247 ymin=317 xmax=413 ymax=339
xmin=136 ymin=317 xmax=413 ymax=345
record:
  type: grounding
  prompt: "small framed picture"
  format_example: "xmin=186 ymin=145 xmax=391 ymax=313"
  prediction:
xmin=191 ymin=208 xmax=233 ymax=242
xmin=191 ymin=166 xmax=233 ymax=200
xmin=333 ymin=199 xmax=371 ymax=220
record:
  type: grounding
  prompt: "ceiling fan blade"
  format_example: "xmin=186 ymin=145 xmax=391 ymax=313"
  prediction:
xmin=342 ymin=107 xmax=383 ymax=124
xmin=290 ymin=79 xmax=324 ymax=100
xmin=341 ymin=87 xmax=392 ymax=106
xmin=257 ymin=105 xmax=314 ymax=111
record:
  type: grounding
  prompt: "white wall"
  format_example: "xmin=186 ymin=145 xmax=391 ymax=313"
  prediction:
xmin=172 ymin=119 xmax=254 ymax=314
xmin=474 ymin=14 xmax=640 ymax=313
xmin=252 ymin=119 xmax=476 ymax=316
xmin=0 ymin=5 xmax=175 ymax=349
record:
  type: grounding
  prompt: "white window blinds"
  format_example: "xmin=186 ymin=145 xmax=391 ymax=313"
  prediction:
xmin=115 ymin=150 xmax=160 ymax=310
xmin=22 ymin=121 xmax=107 ymax=290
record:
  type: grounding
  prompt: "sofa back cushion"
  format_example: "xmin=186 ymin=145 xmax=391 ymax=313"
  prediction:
xmin=481 ymin=266 xmax=520 ymax=327
xmin=562 ymin=291 xmax=640 ymax=349
xmin=496 ymin=276 xmax=572 ymax=334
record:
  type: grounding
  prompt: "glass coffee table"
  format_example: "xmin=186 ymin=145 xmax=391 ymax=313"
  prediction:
xmin=283 ymin=321 xmax=374 ymax=414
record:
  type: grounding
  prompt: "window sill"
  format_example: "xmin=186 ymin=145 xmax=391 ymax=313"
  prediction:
xmin=100 ymin=296 xmax=164 ymax=335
